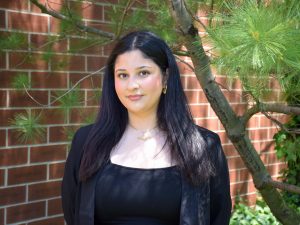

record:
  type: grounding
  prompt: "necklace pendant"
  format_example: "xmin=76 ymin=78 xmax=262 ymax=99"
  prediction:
xmin=138 ymin=130 xmax=152 ymax=141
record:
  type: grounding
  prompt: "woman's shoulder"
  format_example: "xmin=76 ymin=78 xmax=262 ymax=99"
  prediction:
xmin=69 ymin=124 xmax=94 ymax=159
xmin=195 ymin=125 xmax=220 ymax=144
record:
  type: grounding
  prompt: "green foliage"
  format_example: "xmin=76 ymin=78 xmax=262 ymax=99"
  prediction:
xmin=10 ymin=110 xmax=46 ymax=143
xmin=274 ymin=115 xmax=300 ymax=209
xmin=230 ymin=198 xmax=281 ymax=225
xmin=59 ymin=3 xmax=82 ymax=35
xmin=208 ymin=1 xmax=300 ymax=99
xmin=11 ymin=73 xmax=31 ymax=90
xmin=0 ymin=32 xmax=27 ymax=51
xmin=53 ymin=87 xmax=83 ymax=121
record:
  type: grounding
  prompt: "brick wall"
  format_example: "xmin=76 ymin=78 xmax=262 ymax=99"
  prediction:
xmin=0 ymin=1 xmax=286 ymax=224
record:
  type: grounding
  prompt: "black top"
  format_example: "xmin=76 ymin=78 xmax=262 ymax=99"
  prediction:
xmin=94 ymin=159 xmax=182 ymax=225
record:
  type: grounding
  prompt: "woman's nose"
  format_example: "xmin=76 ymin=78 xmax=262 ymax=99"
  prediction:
xmin=127 ymin=76 xmax=139 ymax=90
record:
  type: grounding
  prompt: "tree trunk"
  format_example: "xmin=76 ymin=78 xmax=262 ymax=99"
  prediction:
xmin=167 ymin=0 xmax=300 ymax=224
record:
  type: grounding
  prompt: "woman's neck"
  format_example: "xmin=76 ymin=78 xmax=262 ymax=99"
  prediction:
xmin=128 ymin=112 xmax=158 ymax=130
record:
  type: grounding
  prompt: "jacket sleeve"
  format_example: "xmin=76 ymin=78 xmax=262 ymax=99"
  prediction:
xmin=209 ymin=133 xmax=232 ymax=225
xmin=61 ymin=130 xmax=80 ymax=225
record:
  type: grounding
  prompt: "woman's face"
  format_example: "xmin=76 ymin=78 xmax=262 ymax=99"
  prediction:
xmin=114 ymin=49 xmax=165 ymax=117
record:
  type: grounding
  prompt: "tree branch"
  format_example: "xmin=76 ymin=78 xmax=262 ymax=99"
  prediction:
xmin=241 ymin=103 xmax=300 ymax=125
xmin=264 ymin=179 xmax=300 ymax=195
xmin=116 ymin=0 xmax=136 ymax=38
xmin=24 ymin=67 xmax=105 ymax=107
xmin=30 ymin=0 xmax=115 ymax=39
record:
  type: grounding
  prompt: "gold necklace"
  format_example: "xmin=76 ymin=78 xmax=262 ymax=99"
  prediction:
xmin=128 ymin=124 xmax=159 ymax=141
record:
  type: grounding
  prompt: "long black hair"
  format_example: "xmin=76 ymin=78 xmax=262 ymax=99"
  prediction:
xmin=79 ymin=30 xmax=215 ymax=185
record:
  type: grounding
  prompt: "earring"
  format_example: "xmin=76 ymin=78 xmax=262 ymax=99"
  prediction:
xmin=162 ymin=85 xmax=167 ymax=94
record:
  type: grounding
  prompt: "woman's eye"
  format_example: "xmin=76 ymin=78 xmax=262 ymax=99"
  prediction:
xmin=117 ymin=73 xmax=128 ymax=79
xmin=139 ymin=71 xmax=150 ymax=77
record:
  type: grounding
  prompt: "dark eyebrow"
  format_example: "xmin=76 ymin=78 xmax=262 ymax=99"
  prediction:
xmin=115 ymin=66 xmax=152 ymax=72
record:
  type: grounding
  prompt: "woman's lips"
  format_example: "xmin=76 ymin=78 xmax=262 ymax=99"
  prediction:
xmin=127 ymin=95 xmax=143 ymax=101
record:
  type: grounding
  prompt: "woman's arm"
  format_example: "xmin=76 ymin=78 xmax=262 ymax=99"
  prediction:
xmin=61 ymin=130 xmax=80 ymax=225
xmin=209 ymin=133 xmax=232 ymax=225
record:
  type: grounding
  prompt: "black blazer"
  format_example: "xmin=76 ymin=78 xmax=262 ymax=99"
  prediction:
xmin=61 ymin=124 xmax=232 ymax=225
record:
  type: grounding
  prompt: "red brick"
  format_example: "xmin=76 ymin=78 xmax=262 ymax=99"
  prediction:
xmin=230 ymin=78 xmax=242 ymax=90
xmin=30 ymin=0 xmax=63 ymax=13
xmin=231 ymin=103 xmax=247 ymax=116
xmin=6 ymin=201 xmax=46 ymax=224
xmin=69 ymin=72 xmax=102 ymax=89
xmin=49 ymin=17 xmax=61 ymax=33
xmin=0 ymin=148 xmax=28 ymax=166
xmin=30 ymin=33 xmax=68 ymax=52
xmin=0 ymin=10 xmax=5 ymax=28
xmin=31 ymin=108 xmax=65 ymax=125
xmin=186 ymin=76 xmax=202 ymax=90
xmin=177 ymin=60 xmax=194 ymax=74
xmin=49 ymin=162 xmax=65 ymax=179
xmin=268 ymin=127 xmax=280 ymax=140
xmin=229 ymin=170 xmax=238 ymax=183
xmin=222 ymin=144 xmax=238 ymax=157
xmin=190 ymin=105 xmax=208 ymax=118
xmin=267 ymin=152 xmax=281 ymax=165
xmin=31 ymin=72 xmax=68 ymax=88
xmin=247 ymin=116 xmax=259 ymax=128
xmin=7 ymin=128 xmax=47 ymax=146
xmin=87 ymin=56 xmax=106 ymax=72
xmin=8 ymin=165 xmax=47 ymax=185
xmin=239 ymin=169 xmax=252 ymax=182
xmin=223 ymin=90 xmax=241 ymax=103
xmin=49 ymin=126 xmax=69 ymax=142
xmin=49 ymin=90 xmax=85 ymax=107
xmin=8 ymin=12 xmax=48 ymax=33
xmin=0 ymin=169 xmax=4 ymax=186
xmin=76 ymin=2 xmax=103 ymax=21
xmin=0 ymin=71 xmax=27 ymax=88
xmin=86 ymin=90 xmax=101 ymax=106
xmin=28 ymin=217 xmax=65 ymax=225
xmin=0 ymin=109 xmax=26 ymax=127
xmin=28 ymin=181 xmax=61 ymax=201
xmin=228 ymin=156 xmax=246 ymax=170
xmin=260 ymin=116 xmax=274 ymax=127
xmin=9 ymin=52 xmax=48 ymax=70
xmin=48 ymin=198 xmax=63 ymax=216
xmin=0 ymin=208 xmax=3 ymax=225
xmin=0 ymin=186 xmax=26 ymax=205
xmin=0 ymin=90 xmax=6 ymax=107
xmin=230 ymin=182 xmax=248 ymax=196
xmin=49 ymin=125 xmax=79 ymax=143
xmin=51 ymin=55 xmax=85 ymax=71
xmin=214 ymin=76 xmax=229 ymax=89
xmin=8 ymin=90 xmax=48 ymax=107
xmin=0 ymin=52 xmax=6 ymax=69
xmin=0 ymin=0 xmax=28 ymax=10
xmin=69 ymin=38 xmax=103 ymax=55
xmin=198 ymin=91 xmax=208 ymax=103
xmin=197 ymin=118 xmax=219 ymax=131
xmin=30 ymin=145 xmax=66 ymax=163
xmin=70 ymin=107 xmax=98 ymax=124
xmin=180 ymin=76 xmax=186 ymax=89
xmin=248 ymin=128 xmax=269 ymax=141
xmin=266 ymin=163 xmax=281 ymax=175
xmin=185 ymin=91 xmax=198 ymax=104
xmin=217 ymin=131 xmax=230 ymax=144
xmin=103 ymin=41 xmax=116 ymax=56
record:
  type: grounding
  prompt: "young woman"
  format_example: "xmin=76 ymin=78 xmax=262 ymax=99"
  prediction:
xmin=62 ymin=31 xmax=231 ymax=225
